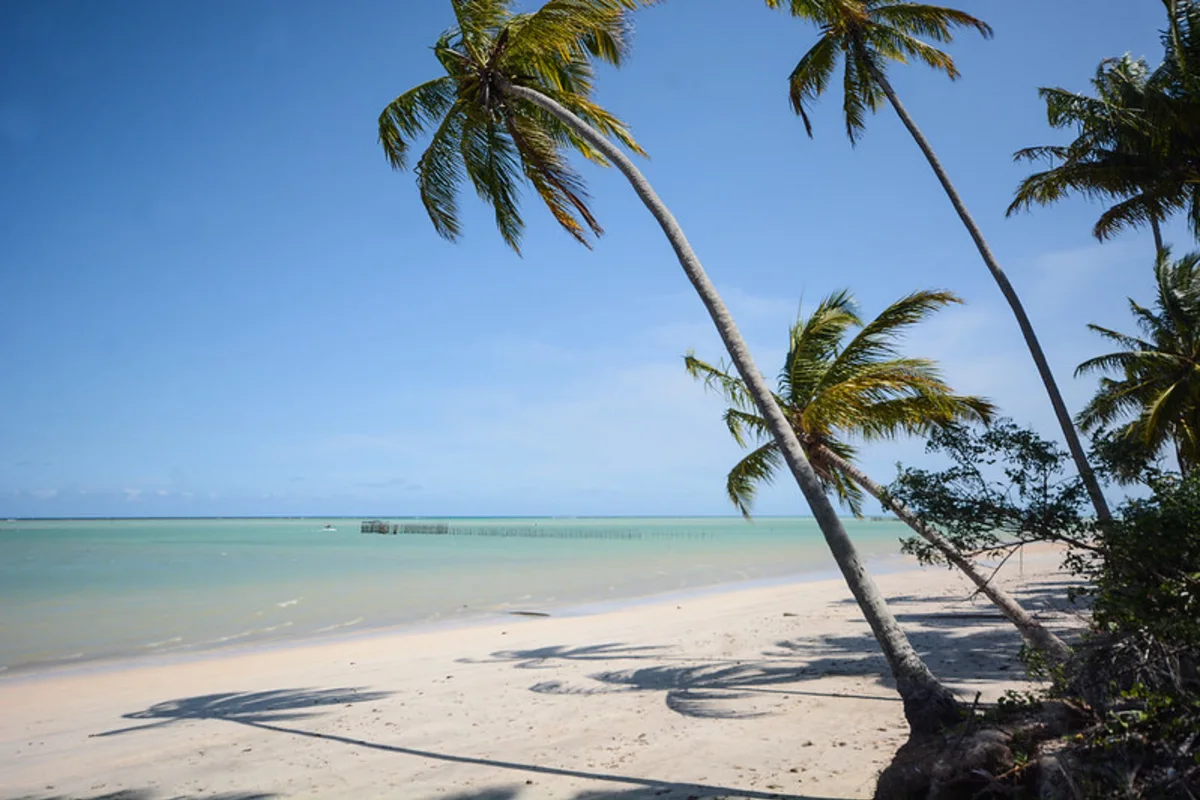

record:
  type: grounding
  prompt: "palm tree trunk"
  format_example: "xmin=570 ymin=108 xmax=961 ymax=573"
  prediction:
xmin=813 ymin=444 xmax=1072 ymax=665
xmin=502 ymin=80 xmax=961 ymax=733
xmin=867 ymin=64 xmax=1113 ymax=525
xmin=1151 ymin=216 xmax=1165 ymax=257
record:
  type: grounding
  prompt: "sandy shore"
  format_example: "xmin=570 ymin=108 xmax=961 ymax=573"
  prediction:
xmin=0 ymin=548 xmax=1082 ymax=800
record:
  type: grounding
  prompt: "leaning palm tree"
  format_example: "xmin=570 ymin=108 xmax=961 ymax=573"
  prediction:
xmin=1077 ymin=250 xmax=1200 ymax=475
xmin=379 ymin=0 xmax=960 ymax=730
xmin=765 ymin=0 xmax=1113 ymax=523
xmin=1008 ymin=55 xmax=1178 ymax=255
xmin=685 ymin=289 xmax=1072 ymax=663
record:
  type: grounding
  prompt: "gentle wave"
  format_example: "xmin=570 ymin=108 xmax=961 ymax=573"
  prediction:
xmin=140 ymin=636 xmax=184 ymax=650
xmin=275 ymin=597 xmax=303 ymax=609
xmin=203 ymin=621 xmax=294 ymax=646
xmin=313 ymin=617 xmax=364 ymax=634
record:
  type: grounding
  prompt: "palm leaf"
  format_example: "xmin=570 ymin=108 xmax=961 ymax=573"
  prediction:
xmin=869 ymin=2 xmax=992 ymax=43
xmin=683 ymin=353 xmax=758 ymax=413
xmin=787 ymin=35 xmax=841 ymax=137
xmin=783 ymin=290 xmax=860 ymax=404
xmin=821 ymin=290 xmax=960 ymax=390
xmin=726 ymin=442 xmax=784 ymax=518
xmin=379 ymin=77 xmax=458 ymax=170
xmin=724 ymin=408 xmax=772 ymax=449
xmin=506 ymin=0 xmax=654 ymax=69
xmin=504 ymin=105 xmax=602 ymax=245
xmin=416 ymin=104 xmax=469 ymax=241
xmin=461 ymin=114 xmax=525 ymax=250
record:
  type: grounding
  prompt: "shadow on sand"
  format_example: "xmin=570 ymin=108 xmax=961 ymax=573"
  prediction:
xmin=428 ymin=788 xmax=845 ymax=800
xmin=470 ymin=579 xmax=1082 ymax=719
xmin=5 ymin=792 xmax=274 ymax=800
xmin=93 ymin=689 xmax=836 ymax=800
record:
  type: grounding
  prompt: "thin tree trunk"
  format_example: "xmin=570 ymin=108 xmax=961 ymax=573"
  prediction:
xmin=1151 ymin=216 xmax=1165 ymax=257
xmin=867 ymin=64 xmax=1113 ymax=525
xmin=502 ymin=80 xmax=961 ymax=733
xmin=813 ymin=444 xmax=1072 ymax=665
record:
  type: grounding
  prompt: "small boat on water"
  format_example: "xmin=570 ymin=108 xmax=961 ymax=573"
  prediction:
xmin=323 ymin=524 xmax=337 ymax=532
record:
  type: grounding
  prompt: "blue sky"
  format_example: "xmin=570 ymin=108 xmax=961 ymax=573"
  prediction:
xmin=0 ymin=0 xmax=1182 ymax=518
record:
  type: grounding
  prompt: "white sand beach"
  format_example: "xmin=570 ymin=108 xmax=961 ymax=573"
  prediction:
xmin=0 ymin=548 xmax=1080 ymax=800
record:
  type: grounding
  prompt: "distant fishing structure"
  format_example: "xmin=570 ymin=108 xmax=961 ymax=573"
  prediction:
xmin=358 ymin=520 xmax=712 ymax=541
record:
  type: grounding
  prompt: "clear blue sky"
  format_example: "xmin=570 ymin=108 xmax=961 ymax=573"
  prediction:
xmin=0 ymin=0 xmax=1181 ymax=518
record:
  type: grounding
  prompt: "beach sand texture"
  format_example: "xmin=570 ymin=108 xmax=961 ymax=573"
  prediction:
xmin=0 ymin=549 xmax=1080 ymax=800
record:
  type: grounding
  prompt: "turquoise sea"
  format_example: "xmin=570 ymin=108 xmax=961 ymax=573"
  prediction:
xmin=0 ymin=517 xmax=912 ymax=675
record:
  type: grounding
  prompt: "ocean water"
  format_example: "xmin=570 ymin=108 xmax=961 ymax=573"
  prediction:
xmin=0 ymin=516 xmax=912 ymax=675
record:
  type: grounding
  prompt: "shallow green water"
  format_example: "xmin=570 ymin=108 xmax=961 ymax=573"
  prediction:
xmin=0 ymin=516 xmax=911 ymax=673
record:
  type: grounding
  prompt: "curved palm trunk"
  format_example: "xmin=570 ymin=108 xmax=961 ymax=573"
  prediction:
xmin=502 ymin=80 xmax=961 ymax=733
xmin=867 ymin=64 xmax=1113 ymax=524
xmin=1151 ymin=216 xmax=1165 ymax=257
xmin=813 ymin=444 xmax=1072 ymax=665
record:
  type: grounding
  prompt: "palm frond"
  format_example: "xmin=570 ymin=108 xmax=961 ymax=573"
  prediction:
xmin=1094 ymin=190 xmax=1178 ymax=241
xmin=461 ymin=114 xmax=525 ymax=250
xmin=783 ymin=290 xmax=861 ymax=403
xmin=506 ymin=0 xmax=656 ymax=69
xmin=841 ymin=46 xmax=876 ymax=144
xmin=864 ymin=24 xmax=957 ymax=79
xmin=726 ymin=442 xmax=784 ymax=518
xmin=724 ymin=408 xmax=772 ymax=448
xmin=787 ymin=35 xmax=841 ymax=136
xmin=503 ymin=106 xmax=602 ymax=246
xmin=535 ymin=88 xmax=647 ymax=160
xmin=416 ymin=104 xmax=469 ymax=241
xmin=822 ymin=290 xmax=960 ymax=389
xmin=379 ymin=77 xmax=458 ymax=170
xmin=683 ymin=353 xmax=758 ymax=413
xmin=452 ymin=0 xmax=513 ymax=60
xmin=869 ymin=2 xmax=992 ymax=42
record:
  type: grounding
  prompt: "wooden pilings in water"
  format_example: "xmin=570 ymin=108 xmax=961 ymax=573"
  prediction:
xmin=358 ymin=520 xmax=712 ymax=541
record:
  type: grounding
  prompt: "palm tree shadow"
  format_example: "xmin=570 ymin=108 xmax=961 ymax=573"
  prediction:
xmin=95 ymin=689 xmax=832 ymax=800
xmin=456 ymin=643 xmax=667 ymax=670
xmin=771 ymin=591 xmax=1084 ymax=688
xmin=429 ymin=787 xmax=836 ymax=800
xmin=477 ymin=579 xmax=1084 ymax=718
xmin=529 ymin=660 xmax=901 ymax=719
xmin=5 ymin=792 xmax=273 ymax=800
xmin=90 ymin=687 xmax=392 ymax=738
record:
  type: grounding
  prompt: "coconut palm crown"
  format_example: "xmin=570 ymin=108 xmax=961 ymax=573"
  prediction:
xmin=764 ymin=0 xmax=992 ymax=143
xmin=1009 ymin=1 xmax=1200 ymax=248
xmin=685 ymin=289 xmax=995 ymax=516
xmin=1008 ymin=55 xmax=1187 ymax=249
xmin=378 ymin=0 xmax=653 ymax=252
xmin=1077 ymin=250 xmax=1200 ymax=475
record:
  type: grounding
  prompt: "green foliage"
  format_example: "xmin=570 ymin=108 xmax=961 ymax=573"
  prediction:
xmin=764 ymin=0 xmax=991 ymax=142
xmin=378 ymin=0 xmax=656 ymax=252
xmin=994 ymin=688 xmax=1045 ymax=716
xmin=889 ymin=419 xmax=1200 ymax=792
xmin=1077 ymin=250 xmax=1200 ymax=476
xmin=1010 ymin=1 xmax=1200 ymax=243
xmin=887 ymin=419 xmax=1095 ymax=567
xmin=1092 ymin=473 xmax=1200 ymax=651
xmin=685 ymin=289 xmax=992 ymax=517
